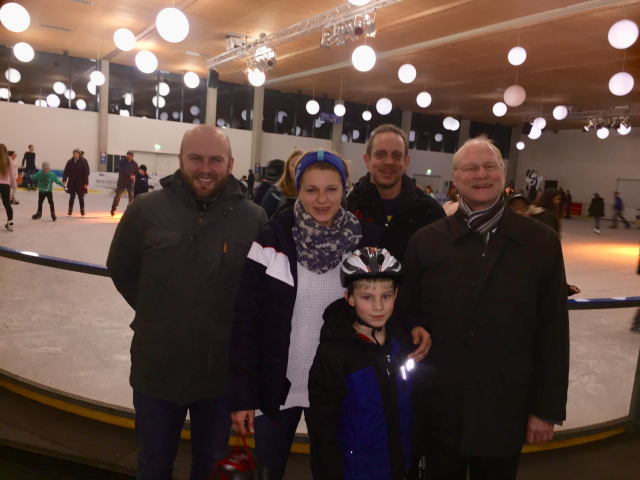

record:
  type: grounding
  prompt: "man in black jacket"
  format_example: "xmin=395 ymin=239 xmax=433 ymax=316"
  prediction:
xmin=346 ymin=124 xmax=445 ymax=264
xmin=397 ymin=136 xmax=569 ymax=480
xmin=107 ymin=125 xmax=268 ymax=480
xmin=110 ymin=150 xmax=138 ymax=216
xmin=22 ymin=144 xmax=36 ymax=190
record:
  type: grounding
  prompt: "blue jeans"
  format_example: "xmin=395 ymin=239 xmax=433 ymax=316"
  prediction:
xmin=254 ymin=407 xmax=318 ymax=480
xmin=133 ymin=391 xmax=231 ymax=480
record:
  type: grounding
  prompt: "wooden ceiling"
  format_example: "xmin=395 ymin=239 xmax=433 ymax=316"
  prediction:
xmin=2 ymin=0 xmax=640 ymax=129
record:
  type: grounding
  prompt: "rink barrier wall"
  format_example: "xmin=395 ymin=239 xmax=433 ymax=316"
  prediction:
xmin=1 ymin=245 xmax=640 ymax=455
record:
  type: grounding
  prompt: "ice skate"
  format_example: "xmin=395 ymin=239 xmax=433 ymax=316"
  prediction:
xmin=32 ymin=212 xmax=42 ymax=219
xmin=51 ymin=212 xmax=57 ymax=221
xmin=81 ymin=208 xmax=85 ymax=217
xmin=594 ymin=228 xmax=600 ymax=234
xmin=68 ymin=208 xmax=72 ymax=216
xmin=5 ymin=221 xmax=13 ymax=231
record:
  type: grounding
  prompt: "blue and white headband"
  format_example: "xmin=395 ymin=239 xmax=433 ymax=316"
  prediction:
xmin=295 ymin=149 xmax=347 ymax=193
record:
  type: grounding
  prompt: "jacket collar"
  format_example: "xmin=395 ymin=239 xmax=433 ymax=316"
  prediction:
xmin=449 ymin=202 xmax=527 ymax=244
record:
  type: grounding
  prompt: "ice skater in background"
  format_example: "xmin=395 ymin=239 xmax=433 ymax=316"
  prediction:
xmin=8 ymin=150 xmax=19 ymax=205
xmin=0 ymin=144 xmax=17 ymax=231
xmin=133 ymin=164 xmax=154 ymax=198
xmin=63 ymin=148 xmax=90 ymax=217
xmin=31 ymin=161 xmax=65 ymax=221
xmin=111 ymin=150 xmax=138 ymax=216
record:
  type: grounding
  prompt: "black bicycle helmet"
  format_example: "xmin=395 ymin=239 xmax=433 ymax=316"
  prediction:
xmin=340 ymin=247 xmax=402 ymax=288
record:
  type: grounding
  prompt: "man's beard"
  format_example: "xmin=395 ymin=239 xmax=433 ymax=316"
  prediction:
xmin=183 ymin=170 xmax=229 ymax=201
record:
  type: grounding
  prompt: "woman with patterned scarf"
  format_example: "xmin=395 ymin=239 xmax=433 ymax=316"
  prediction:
xmin=228 ymin=149 xmax=377 ymax=479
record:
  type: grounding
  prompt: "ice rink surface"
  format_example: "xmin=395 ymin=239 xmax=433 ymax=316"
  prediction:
xmin=1 ymin=189 xmax=640 ymax=431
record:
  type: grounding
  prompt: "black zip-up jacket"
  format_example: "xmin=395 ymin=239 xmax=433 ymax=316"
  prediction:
xmin=107 ymin=170 xmax=268 ymax=406
xmin=346 ymin=174 xmax=445 ymax=263
xmin=307 ymin=298 xmax=415 ymax=480
xmin=134 ymin=172 xmax=153 ymax=197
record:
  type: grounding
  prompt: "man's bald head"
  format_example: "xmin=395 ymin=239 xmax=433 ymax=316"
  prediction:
xmin=180 ymin=125 xmax=233 ymax=160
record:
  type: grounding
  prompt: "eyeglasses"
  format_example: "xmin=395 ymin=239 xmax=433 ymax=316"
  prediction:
xmin=457 ymin=163 xmax=501 ymax=174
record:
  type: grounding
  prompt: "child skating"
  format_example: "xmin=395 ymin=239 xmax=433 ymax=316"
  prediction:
xmin=30 ymin=161 xmax=65 ymax=221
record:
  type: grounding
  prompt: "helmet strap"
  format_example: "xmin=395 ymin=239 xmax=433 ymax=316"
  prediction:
xmin=355 ymin=316 xmax=383 ymax=345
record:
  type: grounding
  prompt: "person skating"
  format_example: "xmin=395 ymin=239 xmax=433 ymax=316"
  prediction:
xmin=0 ymin=144 xmax=17 ymax=231
xmin=610 ymin=191 xmax=632 ymax=229
xmin=8 ymin=151 xmax=19 ymax=205
xmin=21 ymin=144 xmax=36 ymax=191
xmin=588 ymin=193 xmax=605 ymax=234
xmin=30 ymin=161 xmax=65 ymax=221
xmin=63 ymin=148 xmax=90 ymax=217
xmin=111 ymin=150 xmax=138 ymax=215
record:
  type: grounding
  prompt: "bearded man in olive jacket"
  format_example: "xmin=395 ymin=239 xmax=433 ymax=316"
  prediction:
xmin=107 ymin=125 xmax=268 ymax=480
xmin=398 ymin=136 xmax=569 ymax=480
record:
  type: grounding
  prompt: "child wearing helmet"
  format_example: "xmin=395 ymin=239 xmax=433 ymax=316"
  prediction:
xmin=307 ymin=247 xmax=417 ymax=480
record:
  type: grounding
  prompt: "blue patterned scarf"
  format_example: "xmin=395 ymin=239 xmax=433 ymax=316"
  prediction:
xmin=292 ymin=199 xmax=362 ymax=274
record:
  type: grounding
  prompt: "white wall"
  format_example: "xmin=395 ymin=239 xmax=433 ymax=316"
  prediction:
xmin=259 ymin=132 xmax=331 ymax=171
xmin=108 ymin=116 xmax=253 ymax=179
xmin=0 ymin=102 xmax=98 ymax=171
xmin=515 ymin=128 xmax=640 ymax=209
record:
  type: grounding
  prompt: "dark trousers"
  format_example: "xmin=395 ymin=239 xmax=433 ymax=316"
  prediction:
xmin=133 ymin=391 xmax=231 ymax=480
xmin=25 ymin=168 xmax=37 ymax=188
xmin=68 ymin=191 xmax=84 ymax=211
xmin=0 ymin=184 xmax=12 ymax=221
xmin=112 ymin=183 xmax=133 ymax=210
xmin=418 ymin=440 xmax=521 ymax=480
xmin=611 ymin=210 xmax=631 ymax=227
xmin=254 ymin=407 xmax=318 ymax=480
xmin=37 ymin=191 xmax=55 ymax=213
xmin=565 ymin=203 xmax=572 ymax=219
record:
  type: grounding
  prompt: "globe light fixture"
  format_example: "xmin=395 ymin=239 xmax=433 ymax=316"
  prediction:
xmin=190 ymin=105 xmax=200 ymax=116
xmin=193 ymin=118 xmax=201 ymax=125
xmin=434 ymin=133 xmax=443 ymax=142
xmin=0 ymin=88 xmax=10 ymax=100
xmin=516 ymin=141 xmax=525 ymax=150
xmin=171 ymin=111 xmax=179 ymax=120
xmin=17 ymin=100 xmax=23 ymax=104
xmin=64 ymin=89 xmax=76 ymax=100
xmin=342 ymin=134 xmax=349 ymax=143
xmin=247 ymin=68 xmax=265 ymax=87
xmin=443 ymin=116 xmax=456 ymax=130
xmin=352 ymin=45 xmax=376 ymax=72
xmin=597 ymin=128 xmax=610 ymax=139
xmin=608 ymin=19 xmax=639 ymax=49
xmin=156 ymin=8 xmax=189 ymax=43
xmin=216 ymin=118 xmax=225 ymax=127
xmin=156 ymin=81 xmax=170 ymax=96
xmin=75 ymin=99 xmax=86 ymax=111
xmin=362 ymin=110 xmax=372 ymax=121
xmin=528 ymin=126 xmax=542 ymax=140
xmin=452 ymin=119 xmax=460 ymax=131
xmin=0 ymin=3 xmax=30 ymax=33
xmin=353 ymin=130 xmax=360 ymax=140
xmin=504 ymin=85 xmax=526 ymax=107
xmin=135 ymin=50 xmax=158 ymax=74
xmin=160 ymin=112 xmax=169 ymax=121
xmin=508 ymin=46 xmax=527 ymax=66
xmin=398 ymin=64 xmax=417 ymax=84
xmin=533 ymin=117 xmax=546 ymax=130
xmin=87 ymin=81 xmax=96 ymax=95
xmin=618 ymin=124 xmax=631 ymax=135
xmin=53 ymin=82 xmax=66 ymax=94
xmin=306 ymin=99 xmax=320 ymax=115
xmin=152 ymin=95 xmax=166 ymax=108
xmin=493 ymin=102 xmax=507 ymax=117
xmin=184 ymin=71 xmax=199 ymax=88
xmin=5 ymin=68 xmax=20 ymax=83
xmin=113 ymin=28 xmax=136 ymax=51
xmin=120 ymin=110 xmax=130 ymax=117
xmin=609 ymin=72 xmax=634 ymax=96
xmin=13 ymin=42 xmax=34 ymax=62
xmin=46 ymin=93 xmax=60 ymax=108
xmin=334 ymin=102 xmax=346 ymax=117
xmin=553 ymin=105 xmax=568 ymax=120
xmin=90 ymin=70 xmax=105 ymax=86
xmin=35 ymin=99 xmax=46 ymax=107
xmin=376 ymin=97 xmax=392 ymax=115
xmin=416 ymin=91 xmax=432 ymax=108
xmin=124 ymin=93 xmax=132 ymax=106
xmin=348 ymin=0 xmax=371 ymax=5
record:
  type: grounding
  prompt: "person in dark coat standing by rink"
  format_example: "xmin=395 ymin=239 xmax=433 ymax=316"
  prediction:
xmin=107 ymin=125 xmax=268 ymax=480
xmin=564 ymin=190 xmax=573 ymax=219
xmin=397 ymin=135 xmax=569 ymax=480
xmin=247 ymin=168 xmax=255 ymax=199
xmin=588 ymin=192 xmax=605 ymax=234
xmin=346 ymin=124 xmax=445 ymax=263
xmin=63 ymin=148 xmax=90 ymax=217
xmin=111 ymin=150 xmax=138 ymax=216
xmin=21 ymin=144 xmax=36 ymax=190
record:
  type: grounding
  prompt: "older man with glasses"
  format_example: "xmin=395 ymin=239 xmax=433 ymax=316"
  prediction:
xmin=398 ymin=136 xmax=569 ymax=480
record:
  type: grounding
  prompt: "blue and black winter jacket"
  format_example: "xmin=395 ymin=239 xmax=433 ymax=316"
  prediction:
xmin=307 ymin=298 xmax=415 ymax=480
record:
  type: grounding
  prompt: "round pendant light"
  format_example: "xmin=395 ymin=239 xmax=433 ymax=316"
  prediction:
xmin=135 ymin=50 xmax=158 ymax=74
xmin=609 ymin=72 xmax=634 ymax=96
xmin=516 ymin=141 xmax=525 ymax=150
xmin=152 ymin=95 xmax=166 ymax=108
xmin=376 ymin=97 xmax=392 ymax=115
xmin=443 ymin=116 xmax=456 ymax=130
xmin=46 ymin=94 xmax=60 ymax=108
xmin=528 ymin=126 xmax=542 ymax=140
xmin=618 ymin=124 xmax=631 ymax=135
xmin=342 ymin=134 xmax=349 ymax=143
xmin=184 ymin=71 xmax=199 ymax=88
xmin=156 ymin=81 xmax=170 ymax=96
xmin=493 ymin=102 xmax=507 ymax=117
xmin=416 ymin=91 xmax=432 ymax=108
xmin=114 ymin=28 xmax=136 ymax=51
xmin=398 ymin=64 xmax=417 ymax=84
xmin=87 ymin=81 xmax=96 ymax=95
xmin=90 ymin=71 xmax=105 ymax=86
xmin=362 ymin=110 xmax=372 ymax=121
xmin=306 ymin=99 xmax=320 ymax=115
xmin=190 ymin=106 xmax=200 ymax=116
xmin=508 ymin=46 xmax=527 ymax=66
xmin=533 ymin=117 xmax=546 ymax=130
xmin=434 ymin=133 xmax=443 ymax=142
xmin=334 ymin=102 xmax=346 ymax=117
xmin=0 ymin=3 xmax=30 ymax=33
xmin=597 ymin=128 xmax=610 ymax=139
xmin=64 ymin=89 xmax=76 ymax=100
xmin=0 ymin=88 xmax=10 ymax=100
xmin=13 ymin=42 xmax=34 ymax=62
xmin=160 ymin=112 xmax=169 ymax=121
xmin=553 ymin=105 xmax=568 ymax=120
xmin=504 ymin=85 xmax=526 ymax=107
xmin=156 ymin=8 xmax=189 ymax=43
xmin=124 ymin=93 xmax=132 ymax=106
xmin=247 ymin=68 xmax=265 ymax=87
xmin=608 ymin=19 xmax=639 ymax=49
xmin=35 ymin=99 xmax=47 ymax=107
xmin=352 ymin=45 xmax=376 ymax=72
xmin=5 ymin=68 xmax=20 ymax=83
xmin=53 ymin=82 xmax=66 ymax=94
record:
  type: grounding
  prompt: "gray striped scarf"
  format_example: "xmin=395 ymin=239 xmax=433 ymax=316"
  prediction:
xmin=458 ymin=195 xmax=506 ymax=243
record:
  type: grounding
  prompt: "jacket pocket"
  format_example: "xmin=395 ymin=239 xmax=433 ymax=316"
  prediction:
xmin=130 ymin=319 xmax=171 ymax=383
xmin=144 ymin=229 xmax=182 ymax=250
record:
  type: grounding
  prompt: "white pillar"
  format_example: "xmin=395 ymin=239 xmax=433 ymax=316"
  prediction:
xmin=97 ymin=60 xmax=109 ymax=172
xmin=251 ymin=87 xmax=265 ymax=169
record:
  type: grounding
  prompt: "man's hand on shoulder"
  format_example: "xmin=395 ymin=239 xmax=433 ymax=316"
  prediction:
xmin=409 ymin=326 xmax=432 ymax=362
xmin=526 ymin=415 xmax=554 ymax=445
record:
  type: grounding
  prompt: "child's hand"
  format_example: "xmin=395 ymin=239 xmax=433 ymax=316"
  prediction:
xmin=409 ymin=327 xmax=432 ymax=362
